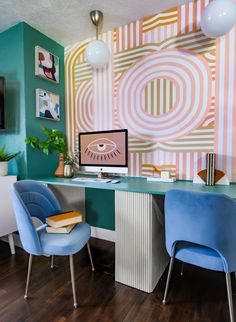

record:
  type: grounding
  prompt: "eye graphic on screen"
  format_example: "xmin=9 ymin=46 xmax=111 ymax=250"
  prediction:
xmin=84 ymin=138 xmax=121 ymax=160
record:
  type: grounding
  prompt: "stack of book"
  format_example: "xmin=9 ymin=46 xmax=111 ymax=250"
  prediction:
xmin=46 ymin=211 xmax=83 ymax=234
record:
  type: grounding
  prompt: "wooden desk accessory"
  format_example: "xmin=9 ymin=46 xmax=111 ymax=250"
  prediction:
xmin=193 ymin=153 xmax=229 ymax=185
xmin=142 ymin=164 xmax=176 ymax=182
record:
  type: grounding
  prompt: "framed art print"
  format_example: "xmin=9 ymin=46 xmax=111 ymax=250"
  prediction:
xmin=36 ymin=89 xmax=60 ymax=121
xmin=35 ymin=46 xmax=59 ymax=83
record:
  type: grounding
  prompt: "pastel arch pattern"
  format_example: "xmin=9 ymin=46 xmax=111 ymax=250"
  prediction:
xmin=75 ymin=80 xmax=93 ymax=132
xmin=117 ymin=49 xmax=211 ymax=142
xmin=65 ymin=0 xmax=236 ymax=181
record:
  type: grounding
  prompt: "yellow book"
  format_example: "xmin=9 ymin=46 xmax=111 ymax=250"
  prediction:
xmin=46 ymin=211 xmax=82 ymax=228
xmin=46 ymin=224 xmax=76 ymax=234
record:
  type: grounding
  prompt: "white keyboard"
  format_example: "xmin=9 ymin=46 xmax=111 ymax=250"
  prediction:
xmin=72 ymin=177 xmax=111 ymax=183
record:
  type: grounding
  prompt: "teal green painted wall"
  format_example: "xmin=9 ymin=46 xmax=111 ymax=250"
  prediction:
xmin=0 ymin=22 xmax=113 ymax=230
xmin=0 ymin=22 xmax=65 ymax=179
xmin=0 ymin=23 xmax=27 ymax=177
xmin=23 ymin=23 xmax=65 ymax=178
xmin=85 ymin=188 xmax=115 ymax=230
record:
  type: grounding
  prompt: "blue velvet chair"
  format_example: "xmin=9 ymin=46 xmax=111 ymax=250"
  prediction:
xmin=11 ymin=180 xmax=94 ymax=308
xmin=163 ymin=189 xmax=236 ymax=322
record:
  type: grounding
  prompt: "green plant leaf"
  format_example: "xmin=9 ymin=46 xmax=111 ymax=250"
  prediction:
xmin=43 ymin=148 xmax=49 ymax=155
xmin=0 ymin=146 xmax=20 ymax=161
xmin=25 ymin=127 xmax=67 ymax=155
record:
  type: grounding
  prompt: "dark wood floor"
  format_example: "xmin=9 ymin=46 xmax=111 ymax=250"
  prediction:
xmin=0 ymin=238 xmax=234 ymax=322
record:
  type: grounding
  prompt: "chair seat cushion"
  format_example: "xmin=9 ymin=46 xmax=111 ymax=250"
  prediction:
xmin=175 ymin=241 xmax=224 ymax=272
xmin=38 ymin=222 xmax=91 ymax=255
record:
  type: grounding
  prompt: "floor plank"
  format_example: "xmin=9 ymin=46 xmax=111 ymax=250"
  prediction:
xmin=0 ymin=239 xmax=234 ymax=322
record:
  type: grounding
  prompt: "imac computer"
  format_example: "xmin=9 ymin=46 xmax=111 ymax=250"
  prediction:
xmin=78 ymin=129 xmax=128 ymax=177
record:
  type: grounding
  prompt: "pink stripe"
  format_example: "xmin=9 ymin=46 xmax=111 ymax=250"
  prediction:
xmin=214 ymin=36 xmax=221 ymax=169
xmin=222 ymin=33 xmax=230 ymax=173
xmin=190 ymin=153 xmax=194 ymax=180
xmin=232 ymin=28 xmax=236 ymax=180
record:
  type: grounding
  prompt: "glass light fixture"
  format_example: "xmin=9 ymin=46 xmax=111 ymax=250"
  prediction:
xmin=85 ymin=10 xmax=110 ymax=68
xmin=201 ymin=0 xmax=236 ymax=38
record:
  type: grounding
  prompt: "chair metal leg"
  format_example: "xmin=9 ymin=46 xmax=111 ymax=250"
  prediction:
xmin=87 ymin=242 xmax=95 ymax=272
xmin=24 ymin=254 xmax=33 ymax=299
xmin=226 ymin=273 xmax=234 ymax=322
xmin=69 ymin=255 xmax=78 ymax=308
xmin=180 ymin=261 xmax=184 ymax=276
xmin=163 ymin=257 xmax=175 ymax=304
xmin=50 ymin=255 xmax=54 ymax=269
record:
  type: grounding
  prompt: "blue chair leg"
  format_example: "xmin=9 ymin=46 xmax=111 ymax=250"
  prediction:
xmin=24 ymin=254 xmax=33 ymax=299
xmin=180 ymin=261 xmax=184 ymax=276
xmin=226 ymin=273 xmax=234 ymax=322
xmin=163 ymin=257 xmax=175 ymax=304
xmin=69 ymin=255 xmax=78 ymax=308
xmin=87 ymin=242 xmax=95 ymax=272
xmin=50 ymin=255 xmax=55 ymax=269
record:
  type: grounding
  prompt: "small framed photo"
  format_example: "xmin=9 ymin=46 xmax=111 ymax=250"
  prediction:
xmin=36 ymin=89 xmax=60 ymax=121
xmin=35 ymin=46 xmax=59 ymax=83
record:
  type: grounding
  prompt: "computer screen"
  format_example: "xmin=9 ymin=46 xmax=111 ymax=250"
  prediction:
xmin=79 ymin=129 xmax=128 ymax=175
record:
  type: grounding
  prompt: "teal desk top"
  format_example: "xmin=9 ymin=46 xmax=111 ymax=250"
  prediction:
xmin=37 ymin=176 xmax=236 ymax=199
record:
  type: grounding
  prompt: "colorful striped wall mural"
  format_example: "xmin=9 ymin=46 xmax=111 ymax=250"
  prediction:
xmin=65 ymin=0 xmax=236 ymax=181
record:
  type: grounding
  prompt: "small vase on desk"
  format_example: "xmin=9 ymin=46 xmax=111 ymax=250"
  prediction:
xmin=64 ymin=164 xmax=74 ymax=178
xmin=55 ymin=153 xmax=65 ymax=177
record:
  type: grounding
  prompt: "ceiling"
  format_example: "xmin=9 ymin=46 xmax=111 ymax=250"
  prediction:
xmin=0 ymin=0 xmax=194 ymax=46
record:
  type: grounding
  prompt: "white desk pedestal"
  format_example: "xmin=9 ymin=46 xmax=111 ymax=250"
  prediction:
xmin=115 ymin=191 xmax=169 ymax=293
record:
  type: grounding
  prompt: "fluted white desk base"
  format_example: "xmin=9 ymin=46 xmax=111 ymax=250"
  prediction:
xmin=115 ymin=191 xmax=169 ymax=293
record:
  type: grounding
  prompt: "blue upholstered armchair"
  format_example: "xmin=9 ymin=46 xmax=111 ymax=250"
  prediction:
xmin=163 ymin=189 xmax=236 ymax=322
xmin=11 ymin=180 xmax=94 ymax=308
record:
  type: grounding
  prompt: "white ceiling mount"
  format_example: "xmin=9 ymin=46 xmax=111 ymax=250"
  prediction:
xmin=90 ymin=10 xmax=103 ymax=39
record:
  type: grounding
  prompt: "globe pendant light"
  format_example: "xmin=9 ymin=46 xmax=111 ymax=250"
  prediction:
xmin=201 ymin=0 xmax=236 ymax=38
xmin=85 ymin=10 xmax=110 ymax=68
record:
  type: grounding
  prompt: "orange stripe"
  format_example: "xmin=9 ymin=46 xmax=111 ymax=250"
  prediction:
xmin=193 ymin=1 xmax=197 ymax=31
xmin=185 ymin=5 xmax=189 ymax=34
xmin=139 ymin=20 xmax=143 ymax=46
xmin=177 ymin=7 xmax=182 ymax=35
xmin=133 ymin=22 xmax=136 ymax=48
xmin=115 ymin=28 xmax=119 ymax=53
xmin=127 ymin=24 xmax=130 ymax=50
xmin=122 ymin=26 xmax=125 ymax=51
xmin=201 ymin=0 xmax=205 ymax=14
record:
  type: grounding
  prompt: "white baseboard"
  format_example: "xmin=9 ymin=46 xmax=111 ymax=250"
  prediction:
xmin=91 ymin=226 xmax=116 ymax=242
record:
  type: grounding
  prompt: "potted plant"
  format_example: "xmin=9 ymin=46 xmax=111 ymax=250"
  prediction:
xmin=0 ymin=146 xmax=20 ymax=176
xmin=25 ymin=126 xmax=67 ymax=177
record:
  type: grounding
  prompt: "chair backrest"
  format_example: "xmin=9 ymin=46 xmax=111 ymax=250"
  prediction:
xmin=165 ymin=189 xmax=236 ymax=272
xmin=11 ymin=180 xmax=61 ymax=255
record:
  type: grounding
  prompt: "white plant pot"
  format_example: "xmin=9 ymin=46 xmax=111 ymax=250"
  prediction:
xmin=0 ymin=161 xmax=8 ymax=176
